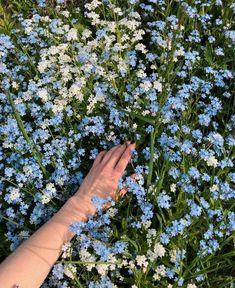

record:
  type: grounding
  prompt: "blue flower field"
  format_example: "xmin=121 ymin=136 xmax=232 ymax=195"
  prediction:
xmin=0 ymin=0 xmax=234 ymax=287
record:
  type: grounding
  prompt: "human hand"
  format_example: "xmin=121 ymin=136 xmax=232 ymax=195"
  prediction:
xmin=73 ymin=140 xmax=137 ymax=214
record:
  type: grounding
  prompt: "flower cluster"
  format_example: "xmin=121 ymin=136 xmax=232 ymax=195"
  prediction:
xmin=0 ymin=0 xmax=234 ymax=287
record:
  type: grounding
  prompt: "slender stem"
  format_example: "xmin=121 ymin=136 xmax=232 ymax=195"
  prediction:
xmin=147 ymin=128 xmax=157 ymax=187
xmin=6 ymin=90 xmax=49 ymax=178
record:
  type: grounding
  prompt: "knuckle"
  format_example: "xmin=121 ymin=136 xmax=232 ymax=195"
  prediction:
xmin=115 ymin=166 xmax=124 ymax=175
xmin=122 ymin=152 xmax=130 ymax=159
xmin=100 ymin=165 xmax=109 ymax=174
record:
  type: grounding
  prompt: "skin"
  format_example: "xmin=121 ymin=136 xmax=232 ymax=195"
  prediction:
xmin=0 ymin=141 xmax=136 ymax=288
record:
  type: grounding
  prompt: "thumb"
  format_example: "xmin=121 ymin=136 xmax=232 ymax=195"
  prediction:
xmin=117 ymin=173 xmax=138 ymax=198
xmin=102 ymin=173 xmax=138 ymax=211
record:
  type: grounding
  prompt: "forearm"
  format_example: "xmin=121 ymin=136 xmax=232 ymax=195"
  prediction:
xmin=0 ymin=195 xmax=95 ymax=288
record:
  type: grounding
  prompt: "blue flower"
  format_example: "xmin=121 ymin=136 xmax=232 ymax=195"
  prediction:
xmin=91 ymin=195 xmax=112 ymax=213
xmin=168 ymin=167 xmax=180 ymax=179
xmin=188 ymin=167 xmax=200 ymax=179
xmin=160 ymin=233 xmax=170 ymax=245
xmin=208 ymin=35 xmax=216 ymax=43
xmin=111 ymin=241 xmax=128 ymax=254
xmin=157 ymin=192 xmax=171 ymax=209
xmin=189 ymin=202 xmax=202 ymax=217
xmin=219 ymin=158 xmax=233 ymax=169
xmin=200 ymin=197 xmax=210 ymax=209
xmin=69 ymin=220 xmax=86 ymax=236
xmin=52 ymin=263 xmax=64 ymax=280
xmin=93 ymin=242 xmax=111 ymax=261
xmin=88 ymin=275 xmax=114 ymax=288
xmin=227 ymin=212 xmax=235 ymax=231
xmin=140 ymin=201 xmax=154 ymax=221
xmin=228 ymin=172 xmax=235 ymax=183
xmin=192 ymin=129 xmax=203 ymax=143
xmin=198 ymin=114 xmax=211 ymax=126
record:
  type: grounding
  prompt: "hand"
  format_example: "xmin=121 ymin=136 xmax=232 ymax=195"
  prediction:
xmin=73 ymin=140 xmax=137 ymax=214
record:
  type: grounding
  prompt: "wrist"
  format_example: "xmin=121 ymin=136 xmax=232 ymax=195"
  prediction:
xmin=50 ymin=195 xmax=96 ymax=242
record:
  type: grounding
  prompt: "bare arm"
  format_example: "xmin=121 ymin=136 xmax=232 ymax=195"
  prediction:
xmin=0 ymin=141 xmax=136 ymax=288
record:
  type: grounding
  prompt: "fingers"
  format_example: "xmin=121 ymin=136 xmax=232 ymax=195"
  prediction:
xmin=102 ymin=173 xmax=138 ymax=211
xmin=91 ymin=150 xmax=107 ymax=168
xmin=92 ymin=140 xmax=135 ymax=171
xmin=114 ymin=142 xmax=136 ymax=178
xmin=101 ymin=142 xmax=129 ymax=167
xmin=99 ymin=144 xmax=121 ymax=164
xmin=102 ymin=201 xmax=112 ymax=211
xmin=116 ymin=173 xmax=138 ymax=199
xmin=105 ymin=141 xmax=131 ymax=168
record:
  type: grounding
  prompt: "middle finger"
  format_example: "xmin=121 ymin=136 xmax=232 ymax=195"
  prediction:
xmin=101 ymin=142 xmax=130 ymax=168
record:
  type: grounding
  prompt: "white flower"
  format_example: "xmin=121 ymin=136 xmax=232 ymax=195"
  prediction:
xmin=41 ymin=194 xmax=51 ymax=204
xmin=146 ymin=228 xmax=157 ymax=244
xmin=19 ymin=230 xmax=30 ymax=238
xmin=140 ymin=80 xmax=152 ymax=92
xmin=154 ymin=242 xmax=166 ymax=258
xmin=170 ymin=183 xmax=177 ymax=192
xmin=85 ymin=11 xmax=101 ymax=25
xmin=37 ymin=60 xmax=49 ymax=73
xmin=132 ymin=29 xmax=145 ymax=41
xmin=210 ymin=184 xmax=219 ymax=192
xmin=41 ymin=183 xmax=57 ymax=204
xmin=128 ymin=260 xmax=135 ymax=269
xmin=107 ymin=207 xmax=118 ymax=217
xmin=9 ymin=188 xmax=20 ymax=201
xmin=61 ymin=241 xmax=72 ymax=259
xmin=61 ymin=11 xmax=70 ymax=18
xmin=121 ymin=259 xmax=128 ymax=267
xmin=25 ymin=26 xmax=33 ymax=34
xmin=206 ymin=155 xmax=218 ymax=167
xmin=174 ymin=46 xmax=185 ymax=61
xmin=136 ymin=255 xmax=148 ymax=272
xmin=41 ymin=16 xmax=50 ymax=22
xmin=46 ymin=183 xmax=56 ymax=193
xmin=12 ymin=81 xmax=19 ymax=89
xmin=147 ymin=242 xmax=166 ymax=262
xmin=133 ymin=123 xmax=138 ymax=129
xmin=142 ymin=110 xmax=150 ymax=116
xmin=136 ymin=69 xmax=147 ymax=78
xmin=69 ymin=82 xmax=84 ymax=101
xmin=85 ymin=0 xmax=102 ymax=11
xmin=67 ymin=28 xmax=78 ymax=41
xmin=82 ymin=29 xmax=93 ymax=39
xmin=215 ymin=47 xmax=224 ymax=56
xmin=96 ymin=263 xmax=109 ymax=276
xmin=170 ymin=249 xmax=177 ymax=263
xmin=62 ymin=24 xmax=70 ymax=32
xmin=153 ymin=265 xmax=166 ymax=280
xmin=23 ymin=165 xmax=33 ymax=176
xmin=187 ymin=284 xmax=197 ymax=288
xmin=79 ymin=247 xmax=96 ymax=271
xmin=142 ymin=220 xmax=151 ymax=229
xmin=64 ymin=264 xmax=77 ymax=279
xmin=37 ymin=88 xmax=49 ymax=102
xmin=153 ymin=80 xmax=163 ymax=92
xmin=135 ymin=43 xmax=147 ymax=54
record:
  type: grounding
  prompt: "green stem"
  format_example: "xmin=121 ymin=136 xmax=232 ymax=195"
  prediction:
xmin=1 ymin=216 xmax=20 ymax=227
xmin=147 ymin=128 xmax=157 ymax=187
xmin=6 ymin=90 xmax=49 ymax=178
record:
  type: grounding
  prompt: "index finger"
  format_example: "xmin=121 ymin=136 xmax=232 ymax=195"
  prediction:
xmin=114 ymin=142 xmax=136 ymax=178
